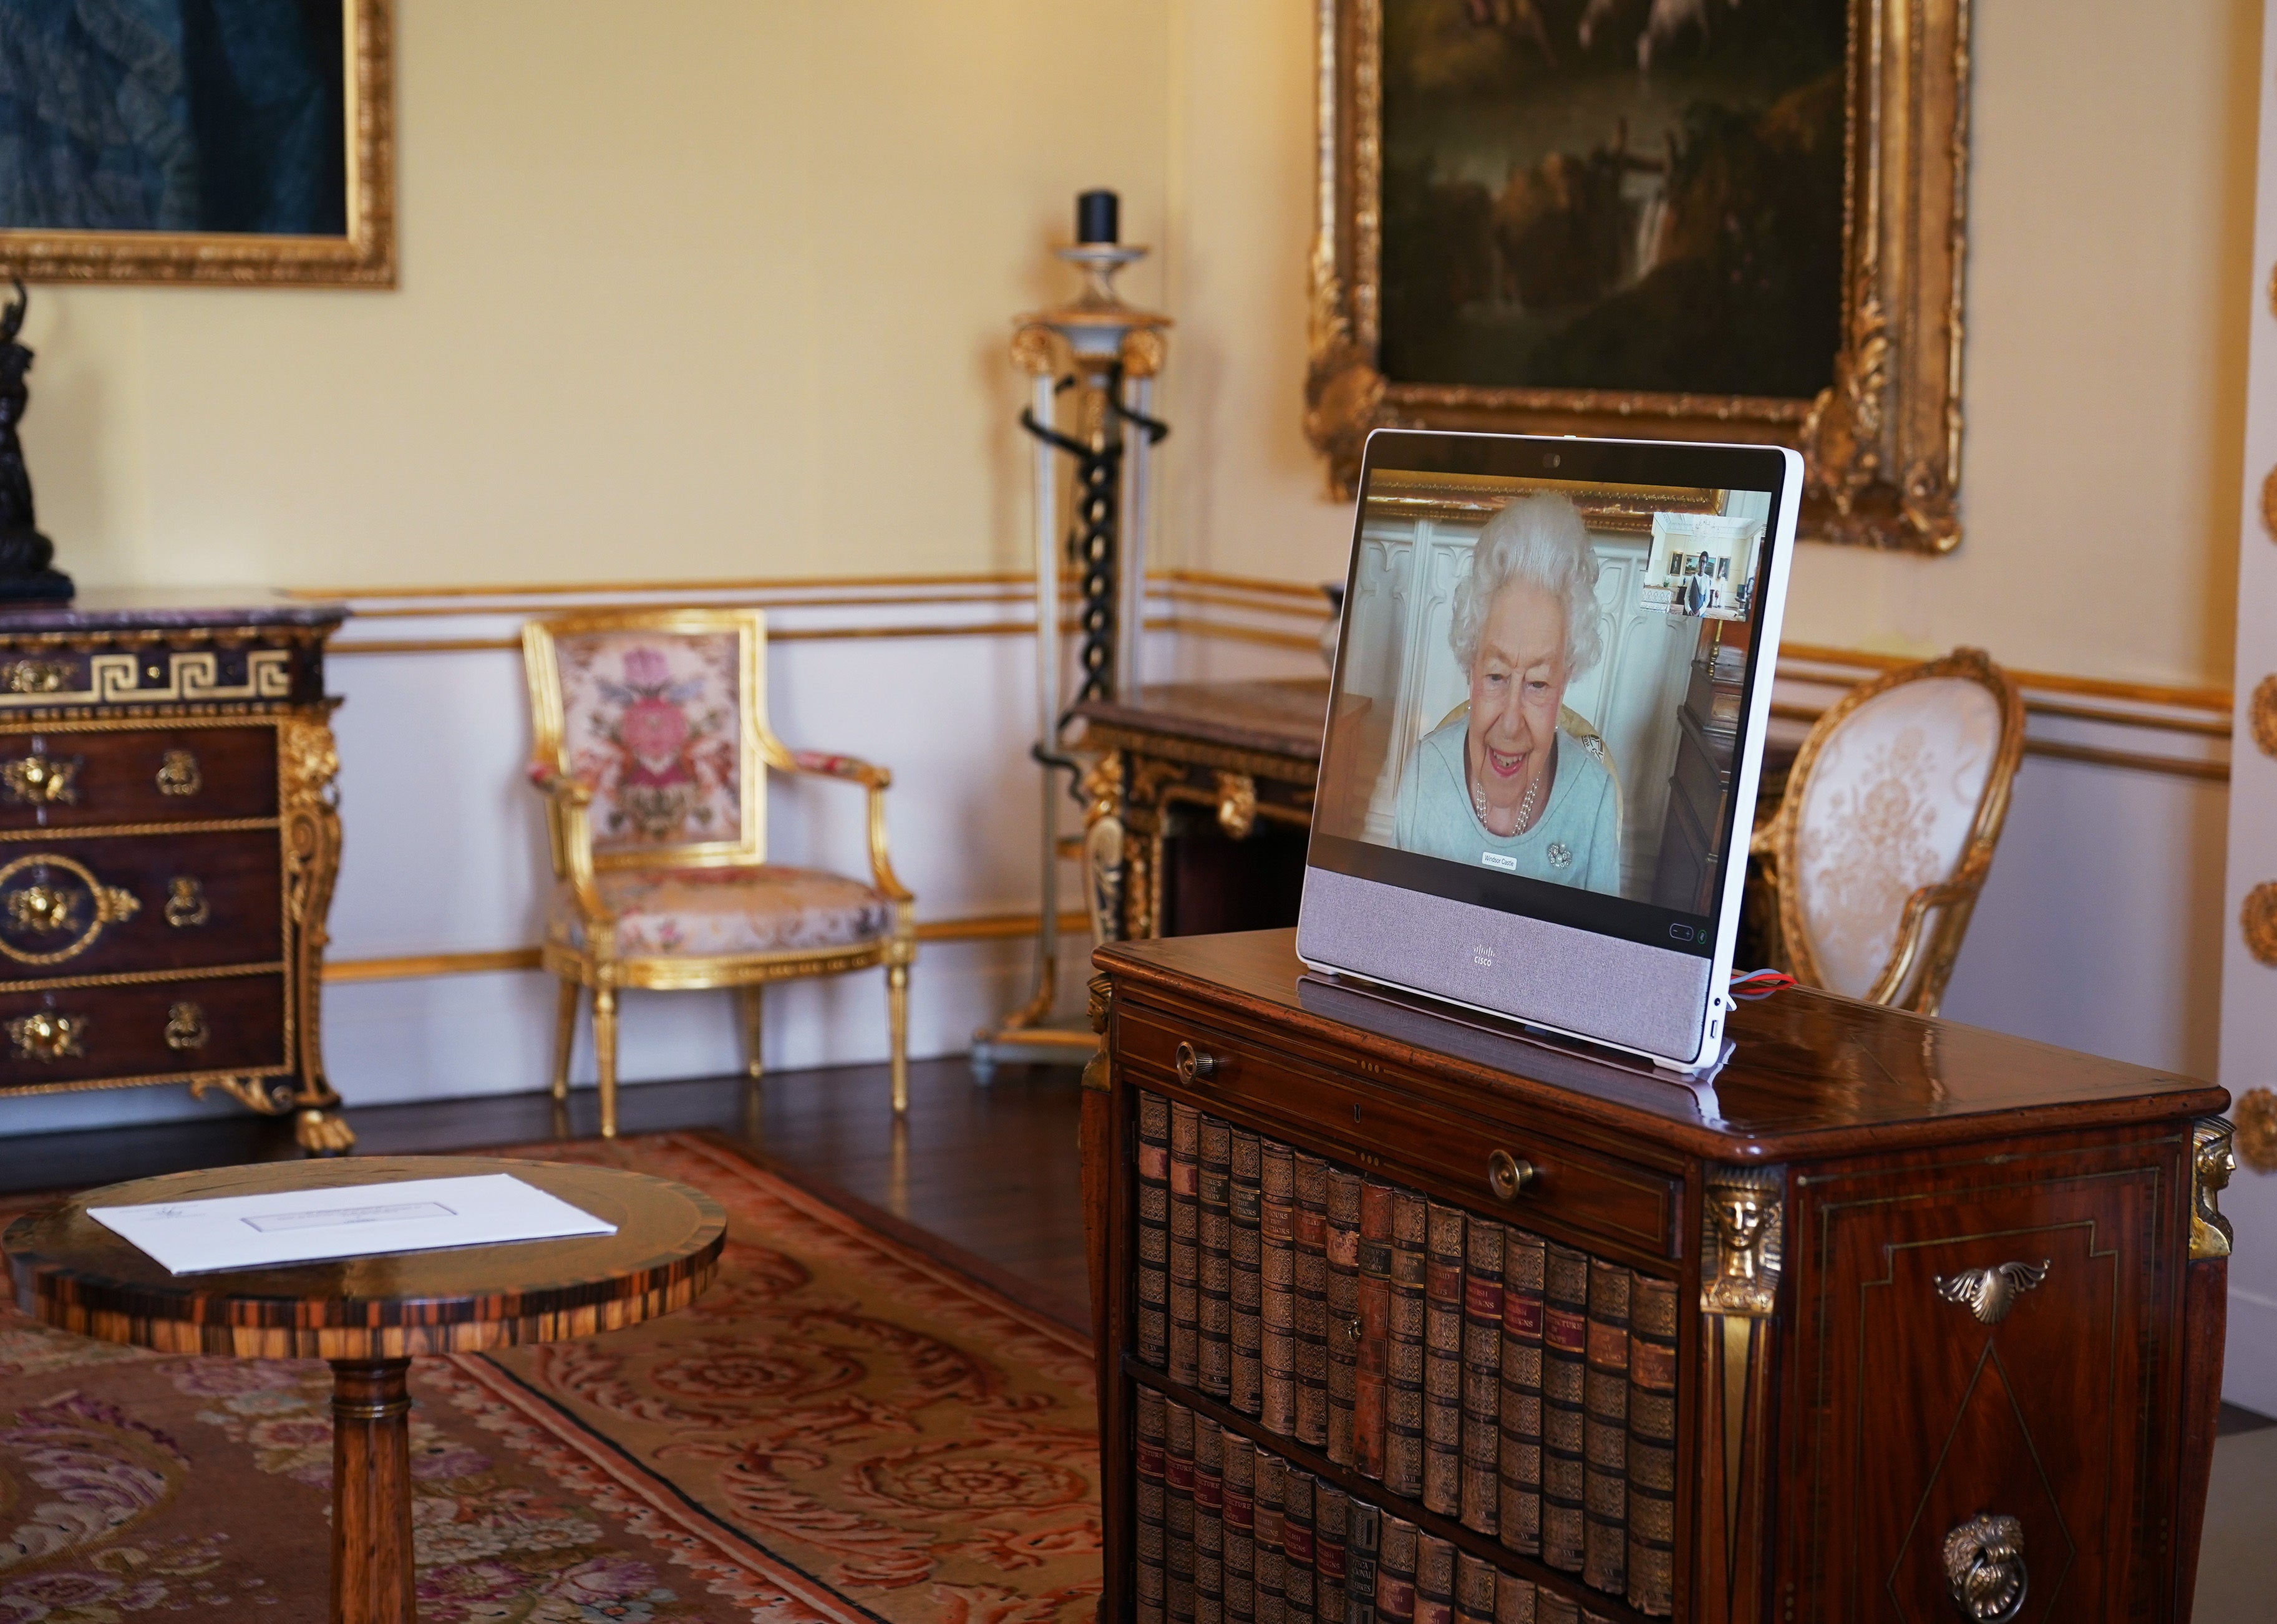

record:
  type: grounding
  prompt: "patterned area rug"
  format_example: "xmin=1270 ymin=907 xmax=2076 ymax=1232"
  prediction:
xmin=0 ymin=1131 xmax=1102 ymax=1623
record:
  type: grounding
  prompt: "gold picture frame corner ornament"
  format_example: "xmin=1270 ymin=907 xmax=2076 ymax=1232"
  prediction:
xmin=0 ymin=0 xmax=394 ymax=290
xmin=2242 ymin=880 xmax=2277 ymax=967
xmin=1306 ymin=0 xmax=1970 ymax=554
xmin=2233 ymin=1087 xmax=2277 ymax=1176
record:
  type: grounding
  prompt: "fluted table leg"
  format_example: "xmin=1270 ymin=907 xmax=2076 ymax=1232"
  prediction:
xmin=329 ymin=1357 xmax=416 ymax=1624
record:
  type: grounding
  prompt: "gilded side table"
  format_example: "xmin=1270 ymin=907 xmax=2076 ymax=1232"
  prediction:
xmin=0 ymin=594 xmax=352 ymax=1151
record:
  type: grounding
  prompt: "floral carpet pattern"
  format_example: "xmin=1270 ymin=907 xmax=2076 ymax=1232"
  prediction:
xmin=0 ymin=1133 xmax=1100 ymax=1623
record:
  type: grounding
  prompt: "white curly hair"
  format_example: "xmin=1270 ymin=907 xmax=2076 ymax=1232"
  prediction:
xmin=1449 ymin=493 xmax=1603 ymax=680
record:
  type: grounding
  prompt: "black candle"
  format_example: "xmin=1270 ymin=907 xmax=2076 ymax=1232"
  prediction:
xmin=1076 ymin=190 xmax=1119 ymax=246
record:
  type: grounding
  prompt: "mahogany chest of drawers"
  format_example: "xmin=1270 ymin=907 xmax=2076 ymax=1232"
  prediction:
xmin=0 ymin=596 xmax=351 ymax=1151
xmin=1084 ymin=930 xmax=2234 ymax=1624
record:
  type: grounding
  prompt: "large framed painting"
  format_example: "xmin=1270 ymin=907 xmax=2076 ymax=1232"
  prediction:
xmin=0 ymin=0 xmax=393 ymax=286
xmin=1305 ymin=0 xmax=1970 ymax=552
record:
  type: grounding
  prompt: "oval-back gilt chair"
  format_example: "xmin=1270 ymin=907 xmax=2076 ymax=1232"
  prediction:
xmin=522 ymin=609 xmax=916 ymax=1137
xmin=1750 ymin=646 xmax=2024 ymax=1015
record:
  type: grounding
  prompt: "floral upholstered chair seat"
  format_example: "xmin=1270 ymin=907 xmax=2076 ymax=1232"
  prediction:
xmin=550 ymin=865 xmax=896 ymax=960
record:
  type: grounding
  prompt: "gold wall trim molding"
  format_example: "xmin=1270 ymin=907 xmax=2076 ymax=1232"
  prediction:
xmin=320 ymin=912 xmax=1092 ymax=985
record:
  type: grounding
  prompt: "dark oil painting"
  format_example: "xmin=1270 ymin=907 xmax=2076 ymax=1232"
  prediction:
xmin=1379 ymin=0 xmax=1847 ymax=402
xmin=0 ymin=0 xmax=347 ymax=236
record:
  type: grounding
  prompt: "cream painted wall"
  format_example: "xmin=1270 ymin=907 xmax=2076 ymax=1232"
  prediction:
xmin=16 ymin=0 xmax=1168 ymax=591
xmin=1163 ymin=0 xmax=2266 ymax=692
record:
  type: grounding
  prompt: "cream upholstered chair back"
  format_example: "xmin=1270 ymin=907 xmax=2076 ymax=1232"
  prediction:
xmin=1757 ymin=647 xmax=2024 ymax=1013
xmin=524 ymin=612 xmax=775 ymax=870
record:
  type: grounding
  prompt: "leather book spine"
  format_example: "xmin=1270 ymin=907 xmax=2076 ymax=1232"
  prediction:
xmin=1347 ymin=1499 xmax=1382 ymax=1624
xmin=1498 ymin=1228 xmax=1546 ymax=1559
xmin=1231 ymin=1129 xmax=1266 ymax=1416
xmin=1374 ymin=1515 xmax=1419 ymax=1624
xmin=1581 ymin=1260 xmax=1630 ymax=1598
xmin=1422 ymin=1202 xmax=1467 ymax=1518
xmin=1261 ymin=1143 xmax=1300 ymax=1438
xmin=1355 ymin=1179 xmax=1396 ymax=1480
xmin=1137 ymin=1385 xmax=1170 ymax=1624
xmin=1316 ymin=1485 xmax=1351 ymax=1624
xmin=1168 ymin=1399 xmax=1199 ymax=1624
xmin=1294 ymin=1154 xmax=1333 ymax=1449
xmin=1459 ymin=1216 xmax=1503 ymax=1535
xmin=1170 ymin=1104 xmax=1202 ymax=1390
xmin=1255 ymin=1449 xmax=1288 ymax=1624
xmin=1326 ymin=1168 xmax=1365 ymax=1468
xmin=1224 ymin=1430 xmax=1258 ymax=1624
xmin=1535 ymin=1592 xmax=1578 ymax=1624
xmin=1137 ymin=1092 xmax=1172 ymax=1370
xmin=1414 ymin=1534 xmax=1456 ymax=1624
xmin=1625 ymin=1272 xmax=1679 ymax=1618
xmin=1493 ymin=1572 xmax=1537 ymax=1624
xmin=1200 ymin=1116 xmax=1235 ymax=1403
xmin=1541 ymin=1242 xmax=1590 ymax=1574
xmin=1386 ymin=1190 xmax=1430 ymax=1501
xmin=1454 ymin=1552 xmax=1497 ymax=1624
xmin=1282 ymin=1469 xmax=1317 ymax=1623
xmin=1197 ymin=1414 xmax=1226 ymax=1624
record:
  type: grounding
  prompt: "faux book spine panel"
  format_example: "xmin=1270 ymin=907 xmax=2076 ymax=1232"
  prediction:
xmin=1138 ymin=1093 xmax=1171 ymax=1370
xmin=1172 ymin=1103 xmax=1202 ymax=1390
xmin=1202 ymin=1118 xmax=1235 ymax=1403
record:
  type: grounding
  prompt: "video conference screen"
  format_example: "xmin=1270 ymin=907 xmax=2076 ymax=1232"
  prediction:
xmin=1309 ymin=440 xmax=1779 ymax=958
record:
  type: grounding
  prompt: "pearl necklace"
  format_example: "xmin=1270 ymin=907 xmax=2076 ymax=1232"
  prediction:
xmin=1472 ymin=752 xmax=1543 ymax=837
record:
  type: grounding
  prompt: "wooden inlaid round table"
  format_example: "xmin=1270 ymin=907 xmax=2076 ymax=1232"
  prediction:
xmin=2 ymin=1156 xmax=727 ymax=1624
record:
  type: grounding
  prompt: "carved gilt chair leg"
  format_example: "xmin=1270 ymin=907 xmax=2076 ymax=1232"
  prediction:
xmin=887 ymin=961 xmax=910 ymax=1116
xmin=593 ymin=985 xmax=621 ymax=1140
xmin=550 ymin=979 xmax=580 ymax=1103
xmin=738 ymin=985 xmax=765 ymax=1081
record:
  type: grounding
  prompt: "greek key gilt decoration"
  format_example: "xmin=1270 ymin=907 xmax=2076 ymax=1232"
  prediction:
xmin=2192 ymin=1116 xmax=2236 ymax=1260
xmin=1943 ymin=1514 xmax=2027 ymax=1623
xmin=1933 ymin=1260 xmax=2049 ymax=1327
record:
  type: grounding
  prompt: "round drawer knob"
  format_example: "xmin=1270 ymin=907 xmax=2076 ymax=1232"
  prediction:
xmin=1487 ymin=1148 xmax=1538 ymax=1202
xmin=1173 ymin=1042 xmax=1218 ymax=1083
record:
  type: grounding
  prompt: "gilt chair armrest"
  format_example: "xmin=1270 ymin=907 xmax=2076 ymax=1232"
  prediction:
xmin=779 ymin=747 xmax=913 ymax=906
xmin=525 ymin=763 xmax=609 ymax=927
xmin=1866 ymin=877 xmax=1976 ymax=1010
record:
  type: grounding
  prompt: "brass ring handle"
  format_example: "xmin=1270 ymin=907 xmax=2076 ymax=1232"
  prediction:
xmin=8 ymin=1008 xmax=87 ymax=1062
xmin=1173 ymin=1042 xmax=1218 ymax=1084
xmin=1487 ymin=1148 xmax=1538 ymax=1202
xmin=164 ymin=877 xmax=210 ymax=929
xmin=155 ymin=749 xmax=201 ymax=798
xmin=1943 ymin=1514 xmax=2026 ymax=1622
xmin=165 ymin=1000 xmax=208 ymax=1052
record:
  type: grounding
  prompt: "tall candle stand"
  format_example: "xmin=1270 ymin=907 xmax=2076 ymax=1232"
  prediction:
xmin=972 ymin=191 xmax=1169 ymax=1072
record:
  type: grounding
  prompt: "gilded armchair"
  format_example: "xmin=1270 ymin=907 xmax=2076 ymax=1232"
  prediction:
xmin=522 ymin=609 xmax=916 ymax=1136
xmin=1750 ymin=647 xmax=2024 ymax=1015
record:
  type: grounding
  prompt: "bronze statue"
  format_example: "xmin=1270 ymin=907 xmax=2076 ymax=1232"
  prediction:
xmin=0 ymin=281 xmax=73 ymax=602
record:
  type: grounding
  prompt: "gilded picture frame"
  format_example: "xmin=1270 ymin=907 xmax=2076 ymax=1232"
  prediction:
xmin=0 ymin=0 xmax=394 ymax=288
xmin=1304 ymin=0 xmax=1970 ymax=553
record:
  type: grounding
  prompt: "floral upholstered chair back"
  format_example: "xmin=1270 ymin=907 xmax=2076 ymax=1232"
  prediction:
xmin=1760 ymin=647 xmax=2024 ymax=1014
xmin=525 ymin=614 xmax=769 ymax=869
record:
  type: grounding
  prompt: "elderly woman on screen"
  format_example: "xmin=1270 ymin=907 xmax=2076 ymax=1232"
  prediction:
xmin=1392 ymin=494 xmax=1622 ymax=893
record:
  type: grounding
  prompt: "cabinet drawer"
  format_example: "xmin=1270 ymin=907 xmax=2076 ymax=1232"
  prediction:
xmin=0 ymin=833 xmax=283 ymax=981
xmin=1119 ymin=1004 xmax=1679 ymax=1257
xmin=0 ymin=726 xmax=278 ymax=828
xmin=1795 ymin=1150 xmax=2168 ymax=1622
xmin=0 ymin=972 xmax=286 ymax=1089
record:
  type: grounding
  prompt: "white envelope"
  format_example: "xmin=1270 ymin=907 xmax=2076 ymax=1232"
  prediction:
xmin=89 ymin=1173 xmax=618 ymax=1275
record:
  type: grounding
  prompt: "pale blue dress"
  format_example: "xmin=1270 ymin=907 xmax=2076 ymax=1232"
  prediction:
xmin=1391 ymin=720 xmax=1622 ymax=895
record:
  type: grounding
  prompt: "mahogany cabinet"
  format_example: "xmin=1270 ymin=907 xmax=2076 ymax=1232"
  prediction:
xmin=0 ymin=597 xmax=352 ymax=1151
xmin=1083 ymin=929 xmax=2234 ymax=1624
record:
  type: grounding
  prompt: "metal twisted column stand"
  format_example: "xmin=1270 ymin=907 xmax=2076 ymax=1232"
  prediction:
xmin=973 ymin=237 xmax=1168 ymax=1074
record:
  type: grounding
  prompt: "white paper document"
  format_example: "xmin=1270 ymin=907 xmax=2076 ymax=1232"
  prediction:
xmin=89 ymin=1174 xmax=618 ymax=1275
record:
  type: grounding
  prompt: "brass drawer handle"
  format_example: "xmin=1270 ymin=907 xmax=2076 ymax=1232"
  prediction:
xmin=1944 ymin=1514 xmax=2026 ymax=1622
xmin=1487 ymin=1148 xmax=1538 ymax=1202
xmin=1173 ymin=1042 xmax=1218 ymax=1084
xmin=155 ymin=750 xmax=201 ymax=798
xmin=1 ymin=752 xmax=77 ymax=805
xmin=9 ymin=1008 xmax=86 ymax=1061
xmin=165 ymin=1000 xmax=209 ymax=1052
xmin=165 ymin=876 xmax=210 ymax=929
xmin=1933 ymin=1260 xmax=2049 ymax=1326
